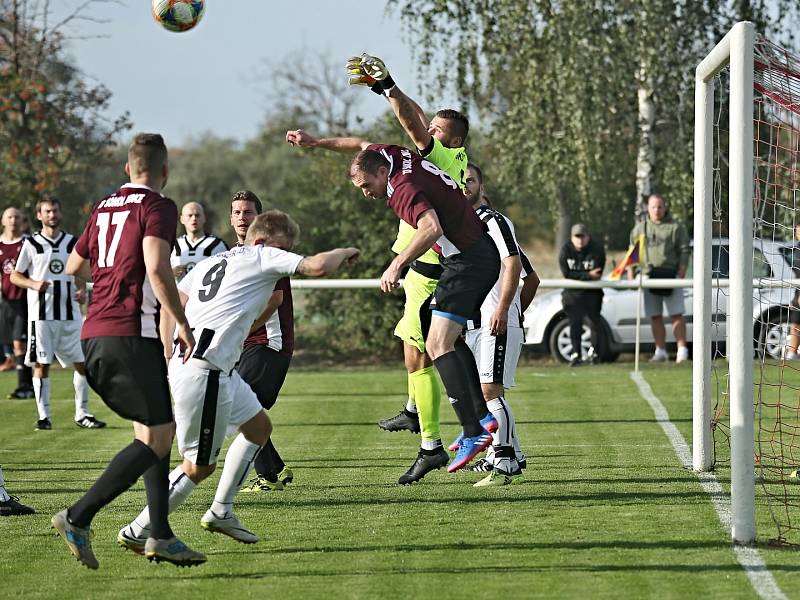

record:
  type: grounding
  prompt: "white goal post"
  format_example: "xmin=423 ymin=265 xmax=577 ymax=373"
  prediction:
xmin=693 ymin=21 xmax=755 ymax=544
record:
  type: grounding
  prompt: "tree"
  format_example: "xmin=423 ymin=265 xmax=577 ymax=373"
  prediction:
xmin=388 ymin=1 xmax=799 ymax=249
xmin=0 ymin=0 xmax=130 ymax=228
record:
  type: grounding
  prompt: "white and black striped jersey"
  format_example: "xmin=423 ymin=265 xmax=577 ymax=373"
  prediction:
xmin=469 ymin=205 xmax=536 ymax=330
xmin=170 ymin=234 xmax=228 ymax=275
xmin=177 ymin=245 xmax=304 ymax=372
xmin=15 ymin=231 xmax=81 ymax=321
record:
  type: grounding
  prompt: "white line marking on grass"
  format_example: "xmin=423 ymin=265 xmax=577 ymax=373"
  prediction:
xmin=630 ymin=371 xmax=787 ymax=600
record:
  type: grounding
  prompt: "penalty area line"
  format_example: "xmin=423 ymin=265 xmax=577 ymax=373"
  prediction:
xmin=630 ymin=371 xmax=787 ymax=600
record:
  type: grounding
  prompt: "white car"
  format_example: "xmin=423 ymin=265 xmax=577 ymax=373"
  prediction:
xmin=523 ymin=239 xmax=796 ymax=362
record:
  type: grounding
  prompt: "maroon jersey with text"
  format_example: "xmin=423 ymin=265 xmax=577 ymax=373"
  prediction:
xmin=367 ymin=144 xmax=485 ymax=257
xmin=0 ymin=238 xmax=26 ymax=301
xmin=75 ymin=183 xmax=178 ymax=339
xmin=243 ymin=277 xmax=294 ymax=357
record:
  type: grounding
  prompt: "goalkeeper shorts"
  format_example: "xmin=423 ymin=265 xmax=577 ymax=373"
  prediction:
xmin=393 ymin=267 xmax=438 ymax=353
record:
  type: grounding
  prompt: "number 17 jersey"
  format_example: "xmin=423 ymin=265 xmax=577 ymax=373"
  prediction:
xmin=75 ymin=183 xmax=178 ymax=340
xmin=177 ymin=245 xmax=304 ymax=372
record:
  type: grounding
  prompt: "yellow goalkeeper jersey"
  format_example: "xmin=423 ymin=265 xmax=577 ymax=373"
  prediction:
xmin=391 ymin=138 xmax=469 ymax=264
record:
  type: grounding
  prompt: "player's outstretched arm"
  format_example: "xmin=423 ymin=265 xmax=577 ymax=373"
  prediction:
xmin=144 ymin=236 xmax=195 ymax=361
xmin=286 ymin=129 xmax=372 ymax=153
xmin=385 ymin=86 xmax=432 ymax=152
xmin=380 ymin=209 xmax=442 ymax=293
xmin=296 ymin=247 xmax=360 ymax=277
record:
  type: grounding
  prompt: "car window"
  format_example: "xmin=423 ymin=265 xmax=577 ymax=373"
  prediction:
xmin=752 ymin=248 xmax=772 ymax=278
xmin=685 ymin=245 xmax=729 ymax=278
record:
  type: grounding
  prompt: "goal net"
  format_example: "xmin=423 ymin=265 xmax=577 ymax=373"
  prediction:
xmin=696 ymin=23 xmax=800 ymax=545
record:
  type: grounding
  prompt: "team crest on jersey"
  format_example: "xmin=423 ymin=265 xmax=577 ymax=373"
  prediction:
xmin=2 ymin=258 xmax=15 ymax=274
xmin=49 ymin=259 xmax=65 ymax=274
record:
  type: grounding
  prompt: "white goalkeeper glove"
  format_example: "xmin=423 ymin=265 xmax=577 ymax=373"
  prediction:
xmin=347 ymin=53 xmax=396 ymax=95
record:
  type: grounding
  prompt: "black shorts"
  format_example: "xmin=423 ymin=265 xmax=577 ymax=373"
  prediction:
xmin=433 ymin=235 xmax=501 ymax=320
xmin=236 ymin=345 xmax=291 ymax=411
xmin=0 ymin=298 xmax=27 ymax=344
xmin=82 ymin=336 xmax=173 ymax=426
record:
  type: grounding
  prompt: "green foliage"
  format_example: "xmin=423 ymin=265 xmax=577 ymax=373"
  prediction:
xmin=0 ymin=1 xmax=131 ymax=230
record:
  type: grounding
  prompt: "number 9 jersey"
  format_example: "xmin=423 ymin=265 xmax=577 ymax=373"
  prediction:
xmin=75 ymin=183 xmax=178 ymax=340
xmin=177 ymin=245 xmax=304 ymax=373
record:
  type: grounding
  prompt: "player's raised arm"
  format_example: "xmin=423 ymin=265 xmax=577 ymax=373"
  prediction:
xmin=286 ymin=129 xmax=372 ymax=153
xmin=295 ymin=247 xmax=360 ymax=277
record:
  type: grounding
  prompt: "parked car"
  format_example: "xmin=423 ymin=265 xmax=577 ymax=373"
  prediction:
xmin=523 ymin=239 xmax=796 ymax=362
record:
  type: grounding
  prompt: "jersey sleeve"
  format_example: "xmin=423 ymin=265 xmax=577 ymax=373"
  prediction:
xmin=484 ymin=213 xmax=520 ymax=260
xmin=144 ymin=197 xmax=178 ymax=243
xmin=259 ymin=247 xmax=304 ymax=277
xmin=14 ymin=240 xmax=32 ymax=273
xmin=520 ymin=248 xmax=535 ymax=278
xmin=420 ymin=138 xmax=468 ymax=189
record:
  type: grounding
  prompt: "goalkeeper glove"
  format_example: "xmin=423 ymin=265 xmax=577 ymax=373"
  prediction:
xmin=347 ymin=53 xmax=396 ymax=95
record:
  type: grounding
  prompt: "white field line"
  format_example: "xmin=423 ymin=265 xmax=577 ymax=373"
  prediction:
xmin=630 ymin=371 xmax=787 ymax=600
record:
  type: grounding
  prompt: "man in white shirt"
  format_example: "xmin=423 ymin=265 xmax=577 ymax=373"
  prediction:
xmin=118 ymin=210 xmax=359 ymax=550
xmin=171 ymin=201 xmax=228 ymax=280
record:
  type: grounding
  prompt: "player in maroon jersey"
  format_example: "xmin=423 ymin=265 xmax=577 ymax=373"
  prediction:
xmin=0 ymin=207 xmax=34 ymax=398
xmin=347 ymin=144 xmax=501 ymax=472
xmin=51 ymin=133 xmax=206 ymax=570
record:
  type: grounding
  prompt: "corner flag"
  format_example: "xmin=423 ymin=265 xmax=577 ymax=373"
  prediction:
xmin=609 ymin=234 xmax=645 ymax=280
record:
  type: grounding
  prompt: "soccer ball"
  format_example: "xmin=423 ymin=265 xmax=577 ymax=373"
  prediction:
xmin=152 ymin=0 xmax=205 ymax=33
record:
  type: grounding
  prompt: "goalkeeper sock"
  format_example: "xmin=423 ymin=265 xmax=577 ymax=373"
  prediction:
xmin=130 ymin=466 xmax=196 ymax=538
xmin=410 ymin=366 xmax=440 ymax=442
xmin=210 ymin=434 xmax=261 ymax=516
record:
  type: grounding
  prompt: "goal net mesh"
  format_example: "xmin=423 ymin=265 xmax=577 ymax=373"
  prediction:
xmin=712 ymin=37 xmax=800 ymax=545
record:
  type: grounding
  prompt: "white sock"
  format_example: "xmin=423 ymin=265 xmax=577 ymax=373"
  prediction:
xmin=405 ymin=398 xmax=418 ymax=413
xmin=33 ymin=377 xmax=50 ymax=420
xmin=511 ymin=423 xmax=524 ymax=461
xmin=487 ymin=396 xmax=515 ymax=448
xmin=73 ymin=371 xmax=90 ymax=420
xmin=420 ymin=439 xmax=442 ymax=451
xmin=129 ymin=466 xmax=197 ymax=537
xmin=0 ymin=466 xmax=9 ymax=502
xmin=210 ymin=434 xmax=261 ymax=516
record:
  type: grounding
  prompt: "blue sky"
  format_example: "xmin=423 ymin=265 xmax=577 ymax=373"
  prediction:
xmin=52 ymin=0 xmax=428 ymax=145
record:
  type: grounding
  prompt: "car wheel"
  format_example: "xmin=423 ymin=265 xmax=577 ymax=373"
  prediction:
xmin=757 ymin=311 xmax=789 ymax=359
xmin=548 ymin=316 xmax=592 ymax=363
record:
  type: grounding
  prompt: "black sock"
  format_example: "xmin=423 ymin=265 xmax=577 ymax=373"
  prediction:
xmin=255 ymin=439 xmax=283 ymax=480
xmin=454 ymin=337 xmax=487 ymax=419
xmin=15 ymin=355 xmax=29 ymax=389
xmin=68 ymin=439 xmax=159 ymax=528
xmin=142 ymin=454 xmax=174 ymax=540
xmin=433 ymin=351 xmax=481 ymax=437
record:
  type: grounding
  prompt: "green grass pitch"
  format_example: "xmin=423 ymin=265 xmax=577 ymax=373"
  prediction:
xmin=1 ymin=362 xmax=800 ymax=599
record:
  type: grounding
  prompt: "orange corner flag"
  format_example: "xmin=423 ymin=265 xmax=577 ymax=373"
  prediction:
xmin=609 ymin=234 xmax=645 ymax=281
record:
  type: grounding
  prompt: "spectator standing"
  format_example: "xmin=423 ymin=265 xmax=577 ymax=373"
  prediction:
xmin=559 ymin=224 xmax=606 ymax=366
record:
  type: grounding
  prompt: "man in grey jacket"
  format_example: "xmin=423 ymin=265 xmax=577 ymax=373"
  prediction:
xmin=628 ymin=194 xmax=690 ymax=363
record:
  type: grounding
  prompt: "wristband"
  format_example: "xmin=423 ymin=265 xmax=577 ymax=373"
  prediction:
xmin=370 ymin=81 xmax=384 ymax=95
xmin=380 ymin=74 xmax=396 ymax=92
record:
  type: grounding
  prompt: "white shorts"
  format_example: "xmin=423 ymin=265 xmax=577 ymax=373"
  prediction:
xmin=26 ymin=320 xmax=84 ymax=367
xmin=465 ymin=326 xmax=523 ymax=388
xmin=170 ymin=358 xmax=262 ymax=466
xmin=643 ymin=289 xmax=686 ymax=318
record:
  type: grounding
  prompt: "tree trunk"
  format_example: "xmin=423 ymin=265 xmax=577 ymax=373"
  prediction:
xmin=635 ymin=58 xmax=655 ymax=220
xmin=555 ymin=184 xmax=571 ymax=252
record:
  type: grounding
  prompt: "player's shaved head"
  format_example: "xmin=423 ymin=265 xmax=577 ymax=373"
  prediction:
xmin=349 ymin=150 xmax=390 ymax=177
xmin=181 ymin=201 xmax=205 ymax=217
xmin=2 ymin=207 xmax=23 ymax=236
xmin=245 ymin=210 xmax=300 ymax=248
xmin=127 ymin=133 xmax=168 ymax=177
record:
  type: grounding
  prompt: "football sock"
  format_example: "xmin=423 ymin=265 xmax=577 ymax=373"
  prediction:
xmin=73 ymin=372 xmax=90 ymax=420
xmin=433 ymin=351 xmax=482 ymax=437
xmin=405 ymin=374 xmax=418 ymax=413
xmin=492 ymin=444 xmax=517 ymax=474
xmin=487 ymin=396 xmax=514 ymax=447
xmin=130 ymin=466 xmax=196 ymax=538
xmin=420 ymin=439 xmax=443 ymax=452
xmin=68 ymin=439 xmax=158 ymax=528
xmin=32 ymin=377 xmax=50 ymax=420
xmin=254 ymin=439 xmax=284 ymax=479
xmin=0 ymin=466 xmax=9 ymax=502
xmin=410 ymin=366 xmax=440 ymax=442
xmin=15 ymin=355 xmax=31 ymax=389
xmin=454 ymin=337 xmax=486 ymax=419
xmin=210 ymin=434 xmax=260 ymax=516
xmin=142 ymin=453 xmax=173 ymax=540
